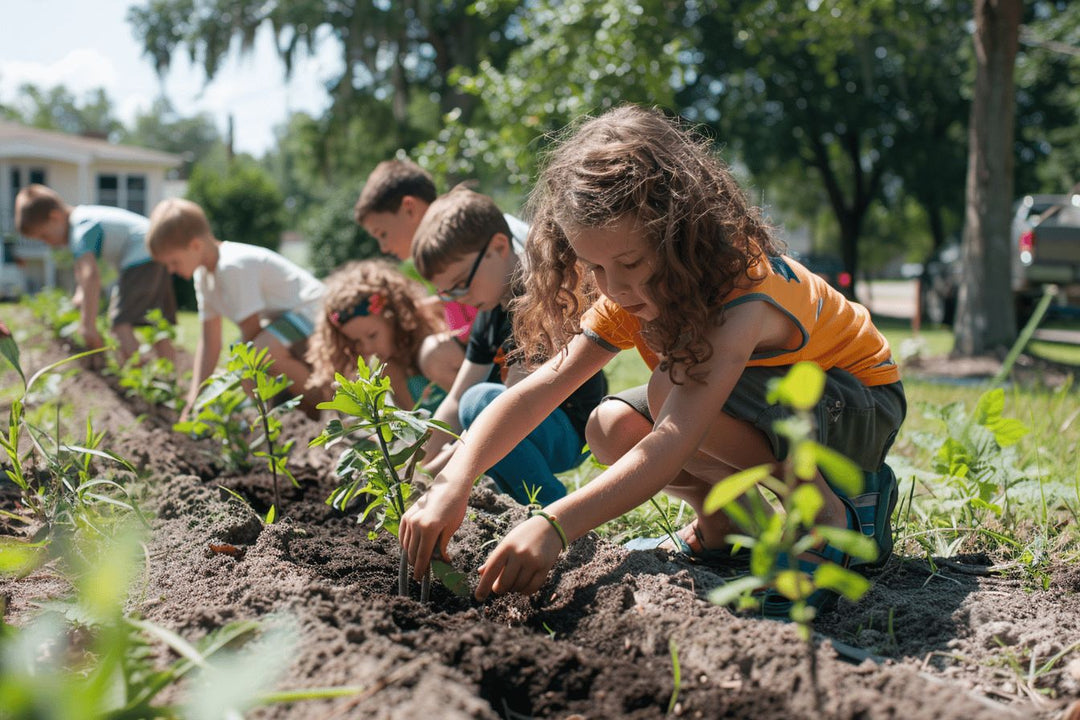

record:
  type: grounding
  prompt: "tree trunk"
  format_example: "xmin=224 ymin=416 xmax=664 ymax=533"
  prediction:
xmin=954 ymin=0 xmax=1022 ymax=356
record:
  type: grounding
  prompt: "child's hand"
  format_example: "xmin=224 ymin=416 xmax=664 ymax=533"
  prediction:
xmin=474 ymin=515 xmax=564 ymax=601
xmin=399 ymin=474 xmax=472 ymax=579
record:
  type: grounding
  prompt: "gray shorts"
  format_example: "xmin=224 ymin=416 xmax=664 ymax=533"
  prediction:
xmin=110 ymin=261 xmax=177 ymax=327
xmin=606 ymin=366 xmax=906 ymax=473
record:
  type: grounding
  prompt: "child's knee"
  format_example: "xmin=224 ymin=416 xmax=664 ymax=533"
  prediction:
xmin=458 ymin=382 xmax=504 ymax=428
xmin=585 ymin=399 xmax=651 ymax=465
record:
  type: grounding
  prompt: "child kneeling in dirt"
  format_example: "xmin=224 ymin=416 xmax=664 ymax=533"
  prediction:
xmin=15 ymin=184 xmax=177 ymax=366
xmin=399 ymin=106 xmax=906 ymax=610
xmin=409 ymin=185 xmax=608 ymax=507
xmin=145 ymin=198 xmax=325 ymax=421
xmin=305 ymin=258 xmax=464 ymax=411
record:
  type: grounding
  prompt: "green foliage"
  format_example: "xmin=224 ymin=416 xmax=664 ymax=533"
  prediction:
xmin=910 ymin=388 xmax=1031 ymax=528
xmin=175 ymin=342 xmax=298 ymax=512
xmin=0 ymin=529 xmax=362 ymax=718
xmin=186 ymin=159 xmax=285 ymax=251
xmin=173 ymin=378 xmax=255 ymax=474
xmin=0 ymin=329 xmax=141 ymax=551
xmin=302 ymin=185 xmax=383 ymax=279
xmin=118 ymin=96 xmax=224 ymax=179
xmin=113 ymin=310 xmax=184 ymax=413
xmin=24 ymin=288 xmax=81 ymax=341
xmin=310 ymin=357 xmax=466 ymax=597
xmin=705 ymin=362 xmax=877 ymax=636
xmin=3 ymin=83 xmax=122 ymax=138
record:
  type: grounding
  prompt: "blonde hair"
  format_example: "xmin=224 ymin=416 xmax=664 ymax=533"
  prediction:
xmin=515 ymin=105 xmax=781 ymax=379
xmin=14 ymin=184 xmax=69 ymax=235
xmin=305 ymin=259 xmax=446 ymax=391
xmin=411 ymin=184 xmax=512 ymax=280
xmin=146 ymin=198 xmax=213 ymax=256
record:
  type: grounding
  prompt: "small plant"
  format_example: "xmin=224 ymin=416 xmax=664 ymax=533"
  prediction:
xmin=24 ymin=288 xmax=82 ymax=340
xmin=176 ymin=342 xmax=299 ymax=517
xmin=0 ymin=528 xmax=365 ymax=718
xmin=0 ymin=323 xmax=142 ymax=544
xmin=703 ymin=363 xmax=879 ymax=711
xmin=174 ymin=378 xmax=255 ymax=473
xmin=310 ymin=357 xmax=467 ymax=599
xmin=113 ymin=309 xmax=184 ymax=414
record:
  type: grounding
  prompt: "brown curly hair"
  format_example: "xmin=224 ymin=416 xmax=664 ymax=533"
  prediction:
xmin=513 ymin=105 xmax=782 ymax=380
xmin=305 ymin=259 xmax=446 ymax=391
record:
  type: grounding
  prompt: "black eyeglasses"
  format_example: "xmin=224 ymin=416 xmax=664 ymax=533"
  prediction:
xmin=436 ymin=235 xmax=493 ymax=301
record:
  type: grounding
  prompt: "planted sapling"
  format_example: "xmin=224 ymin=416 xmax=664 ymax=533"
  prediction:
xmin=0 ymin=324 xmax=142 ymax=544
xmin=704 ymin=362 xmax=879 ymax=707
xmin=113 ymin=309 xmax=184 ymax=414
xmin=310 ymin=357 xmax=467 ymax=599
xmin=176 ymin=342 xmax=299 ymax=518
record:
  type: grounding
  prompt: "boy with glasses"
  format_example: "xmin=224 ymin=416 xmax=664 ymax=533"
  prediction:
xmin=411 ymin=186 xmax=607 ymax=506
xmin=354 ymin=159 xmax=529 ymax=343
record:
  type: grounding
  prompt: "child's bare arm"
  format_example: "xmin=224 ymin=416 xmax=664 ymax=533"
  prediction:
xmin=183 ymin=316 xmax=223 ymax=420
xmin=401 ymin=333 xmax=615 ymax=578
xmin=73 ymin=255 xmax=103 ymax=352
xmin=475 ymin=301 xmax=791 ymax=599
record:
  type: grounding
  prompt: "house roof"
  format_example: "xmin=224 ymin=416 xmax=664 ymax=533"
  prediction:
xmin=0 ymin=121 xmax=181 ymax=167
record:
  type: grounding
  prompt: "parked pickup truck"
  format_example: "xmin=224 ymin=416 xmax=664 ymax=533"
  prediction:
xmin=920 ymin=193 xmax=1080 ymax=325
xmin=1011 ymin=194 xmax=1080 ymax=312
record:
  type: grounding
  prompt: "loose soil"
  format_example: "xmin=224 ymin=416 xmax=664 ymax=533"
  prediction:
xmin=3 ymin=322 xmax=1079 ymax=719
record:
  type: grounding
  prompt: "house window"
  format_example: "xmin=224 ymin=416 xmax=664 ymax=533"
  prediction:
xmin=126 ymin=176 xmax=147 ymax=215
xmin=6 ymin=167 xmax=46 ymax=234
xmin=97 ymin=174 xmax=119 ymax=207
xmin=96 ymin=173 xmax=148 ymax=213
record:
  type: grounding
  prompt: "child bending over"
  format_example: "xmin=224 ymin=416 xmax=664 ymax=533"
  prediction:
xmin=146 ymin=198 xmax=326 ymax=420
xmin=15 ymin=184 xmax=177 ymax=366
xmin=410 ymin=185 xmax=608 ymax=506
xmin=305 ymin=259 xmax=464 ymax=410
xmin=400 ymin=106 xmax=906 ymax=604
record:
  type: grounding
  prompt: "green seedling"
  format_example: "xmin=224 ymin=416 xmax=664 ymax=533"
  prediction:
xmin=174 ymin=342 xmax=299 ymax=514
xmin=703 ymin=362 xmax=879 ymax=712
xmin=0 ymin=325 xmax=141 ymax=547
xmin=177 ymin=342 xmax=299 ymax=516
xmin=113 ymin=309 xmax=184 ymax=414
xmin=174 ymin=378 xmax=255 ymax=473
xmin=310 ymin=357 xmax=467 ymax=599
xmin=667 ymin=636 xmax=681 ymax=715
xmin=0 ymin=528 xmax=366 ymax=718
xmin=24 ymin=287 xmax=82 ymax=340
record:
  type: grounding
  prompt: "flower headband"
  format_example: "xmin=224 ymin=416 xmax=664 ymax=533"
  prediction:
xmin=328 ymin=292 xmax=386 ymax=327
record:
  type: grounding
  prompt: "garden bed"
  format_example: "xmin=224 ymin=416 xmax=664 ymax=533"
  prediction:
xmin=3 ymin=319 xmax=1079 ymax=719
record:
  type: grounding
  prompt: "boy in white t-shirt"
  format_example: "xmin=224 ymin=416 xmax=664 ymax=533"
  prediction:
xmin=146 ymin=198 xmax=325 ymax=419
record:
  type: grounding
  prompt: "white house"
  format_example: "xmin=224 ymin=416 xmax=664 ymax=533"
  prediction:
xmin=0 ymin=121 xmax=182 ymax=293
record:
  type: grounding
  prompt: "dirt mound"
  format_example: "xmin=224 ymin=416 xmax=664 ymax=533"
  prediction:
xmin=3 ymin=324 xmax=1078 ymax=718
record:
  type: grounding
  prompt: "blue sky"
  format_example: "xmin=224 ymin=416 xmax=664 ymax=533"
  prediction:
xmin=0 ymin=0 xmax=339 ymax=156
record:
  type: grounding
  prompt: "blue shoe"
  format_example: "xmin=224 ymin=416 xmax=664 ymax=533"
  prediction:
xmin=759 ymin=503 xmax=857 ymax=620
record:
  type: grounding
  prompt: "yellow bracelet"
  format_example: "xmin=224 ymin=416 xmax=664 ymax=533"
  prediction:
xmin=531 ymin=510 xmax=569 ymax=550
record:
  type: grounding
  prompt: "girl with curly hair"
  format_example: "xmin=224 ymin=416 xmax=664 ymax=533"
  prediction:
xmin=400 ymin=106 xmax=905 ymax=611
xmin=306 ymin=259 xmax=463 ymax=409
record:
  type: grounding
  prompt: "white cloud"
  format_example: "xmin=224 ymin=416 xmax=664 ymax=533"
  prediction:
xmin=0 ymin=49 xmax=120 ymax=99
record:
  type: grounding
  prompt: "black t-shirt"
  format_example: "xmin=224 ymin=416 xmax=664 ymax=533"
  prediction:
xmin=465 ymin=302 xmax=607 ymax=444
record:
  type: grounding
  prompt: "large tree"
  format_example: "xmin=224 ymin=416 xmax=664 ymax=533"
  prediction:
xmin=688 ymin=0 xmax=973 ymax=296
xmin=953 ymin=0 xmax=1023 ymax=354
xmin=126 ymin=0 xmax=523 ymax=161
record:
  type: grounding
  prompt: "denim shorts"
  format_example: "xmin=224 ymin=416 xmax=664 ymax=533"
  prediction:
xmin=606 ymin=366 xmax=906 ymax=472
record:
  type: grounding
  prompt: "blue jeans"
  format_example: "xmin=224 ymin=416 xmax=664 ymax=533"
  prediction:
xmin=458 ymin=383 xmax=584 ymax=506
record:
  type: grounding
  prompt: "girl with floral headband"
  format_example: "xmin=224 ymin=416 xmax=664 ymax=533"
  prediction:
xmin=306 ymin=259 xmax=464 ymax=409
